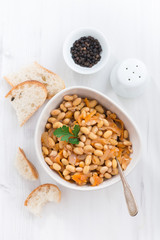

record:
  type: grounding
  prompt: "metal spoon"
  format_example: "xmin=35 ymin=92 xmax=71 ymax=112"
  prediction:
xmin=116 ymin=158 xmax=138 ymax=216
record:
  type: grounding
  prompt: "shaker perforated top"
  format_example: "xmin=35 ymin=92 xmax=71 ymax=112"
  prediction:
xmin=110 ymin=58 xmax=149 ymax=98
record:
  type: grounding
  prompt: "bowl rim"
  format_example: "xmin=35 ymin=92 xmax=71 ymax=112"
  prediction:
xmin=63 ymin=27 xmax=110 ymax=74
xmin=35 ymin=86 xmax=142 ymax=191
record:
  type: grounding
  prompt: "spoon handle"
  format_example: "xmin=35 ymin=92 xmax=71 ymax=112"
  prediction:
xmin=116 ymin=159 xmax=138 ymax=216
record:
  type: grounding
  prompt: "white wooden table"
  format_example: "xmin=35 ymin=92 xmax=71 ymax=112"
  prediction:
xmin=0 ymin=0 xmax=160 ymax=239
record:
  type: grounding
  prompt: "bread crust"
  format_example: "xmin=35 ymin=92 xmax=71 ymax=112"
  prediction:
xmin=5 ymin=80 xmax=47 ymax=97
xmin=19 ymin=147 xmax=39 ymax=180
xmin=4 ymin=62 xmax=65 ymax=99
xmin=5 ymin=80 xmax=47 ymax=126
xmin=24 ymin=183 xmax=61 ymax=206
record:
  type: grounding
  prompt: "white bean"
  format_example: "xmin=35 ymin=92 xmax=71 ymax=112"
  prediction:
xmin=63 ymin=169 xmax=70 ymax=176
xmin=103 ymin=119 xmax=109 ymax=127
xmin=94 ymin=150 xmax=103 ymax=157
xmin=45 ymin=157 xmax=53 ymax=165
xmin=53 ymin=163 xmax=61 ymax=171
xmin=94 ymin=143 xmax=103 ymax=150
xmin=85 ymin=155 xmax=92 ymax=165
xmin=100 ymin=166 xmax=108 ymax=174
xmin=104 ymin=130 xmax=112 ymax=139
xmin=64 ymin=95 xmax=74 ymax=101
xmin=53 ymin=122 xmax=63 ymax=128
xmin=73 ymin=147 xmax=84 ymax=155
xmin=66 ymin=165 xmax=75 ymax=172
xmin=80 ymin=127 xmax=90 ymax=135
xmin=84 ymin=145 xmax=93 ymax=152
xmin=73 ymin=98 xmax=82 ymax=106
xmin=57 ymin=112 xmax=65 ymax=120
xmin=88 ymin=132 xmax=97 ymax=140
xmin=80 ymin=135 xmax=86 ymax=142
xmin=83 ymin=166 xmax=90 ymax=174
xmin=51 ymin=109 xmax=61 ymax=116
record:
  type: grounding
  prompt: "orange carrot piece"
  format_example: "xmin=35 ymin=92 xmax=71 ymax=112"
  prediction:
xmin=91 ymin=174 xmax=103 ymax=186
xmin=72 ymin=173 xmax=88 ymax=185
xmin=84 ymin=98 xmax=89 ymax=107
xmin=54 ymin=150 xmax=63 ymax=167
xmin=77 ymin=113 xmax=83 ymax=125
xmin=85 ymin=109 xmax=96 ymax=122
xmin=69 ymin=127 xmax=73 ymax=135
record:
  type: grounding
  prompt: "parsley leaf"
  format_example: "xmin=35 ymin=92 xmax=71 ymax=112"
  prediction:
xmin=53 ymin=125 xmax=70 ymax=137
xmin=69 ymin=137 xmax=79 ymax=144
xmin=72 ymin=125 xmax=80 ymax=137
xmin=53 ymin=125 xmax=80 ymax=144
xmin=61 ymin=134 xmax=73 ymax=141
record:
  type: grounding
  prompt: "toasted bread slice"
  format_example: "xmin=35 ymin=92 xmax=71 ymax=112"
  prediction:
xmin=24 ymin=184 xmax=61 ymax=216
xmin=5 ymin=80 xmax=47 ymax=126
xmin=4 ymin=62 xmax=65 ymax=98
xmin=15 ymin=147 xmax=38 ymax=181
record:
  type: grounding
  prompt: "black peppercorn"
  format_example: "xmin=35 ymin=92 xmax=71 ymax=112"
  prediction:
xmin=70 ymin=36 xmax=102 ymax=68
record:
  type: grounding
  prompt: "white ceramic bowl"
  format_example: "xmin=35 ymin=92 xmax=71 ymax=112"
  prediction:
xmin=35 ymin=87 xmax=141 ymax=191
xmin=63 ymin=28 xmax=110 ymax=74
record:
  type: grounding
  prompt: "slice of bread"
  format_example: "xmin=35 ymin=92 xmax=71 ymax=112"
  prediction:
xmin=15 ymin=147 xmax=39 ymax=181
xmin=4 ymin=62 xmax=65 ymax=98
xmin=5 ymin=80 xmax=47 ymax=126
xmin=24 ymin=184 xmax=61 ymax=216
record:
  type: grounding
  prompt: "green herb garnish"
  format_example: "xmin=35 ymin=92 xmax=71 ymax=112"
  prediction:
xmin=53 ymin=125 xmax=80 ymax=144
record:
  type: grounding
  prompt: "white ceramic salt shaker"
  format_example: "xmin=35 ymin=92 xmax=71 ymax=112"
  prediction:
xmin=110 ymin=58 xmax=149 ymax=98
